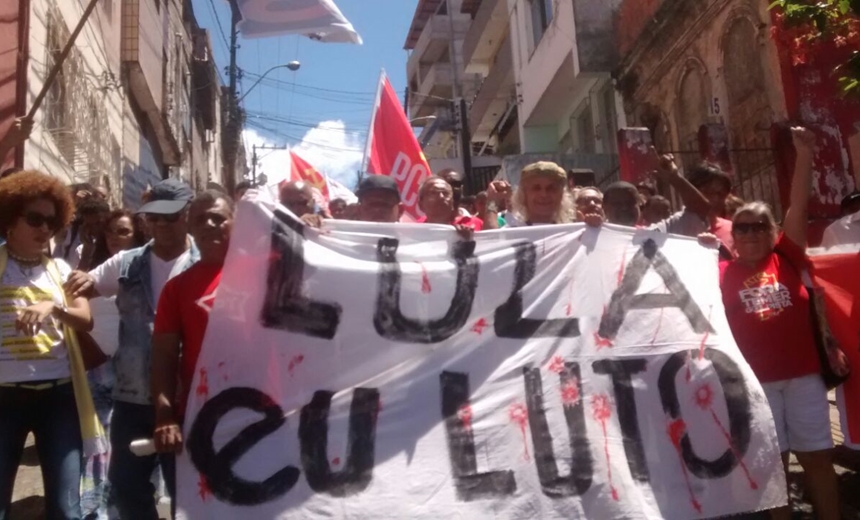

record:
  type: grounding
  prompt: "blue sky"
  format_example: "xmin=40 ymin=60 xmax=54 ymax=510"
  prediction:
xmin=191 ymin=0 xmax=419 ymax=188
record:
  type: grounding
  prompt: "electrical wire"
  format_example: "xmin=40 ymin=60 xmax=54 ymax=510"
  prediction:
xmin=245 ymin=120 xmax=364 ymax=152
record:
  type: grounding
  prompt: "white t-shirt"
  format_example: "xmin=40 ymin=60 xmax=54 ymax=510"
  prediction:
xmin=821 ymin=212 xmax=860 ymax=249
xmin=88 ymin=296 xmax=119 ymax=356
xmin=0 ymin=258 xmax=73 ymax=383
xmin=91 ymin=248 xmax=192 ymax=310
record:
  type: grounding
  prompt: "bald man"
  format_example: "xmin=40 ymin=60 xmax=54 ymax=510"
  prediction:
xmin=279 ymin=181 xmax=315 ymax=218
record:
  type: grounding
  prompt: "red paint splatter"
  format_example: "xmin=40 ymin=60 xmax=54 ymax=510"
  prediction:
xmin=287 ymin=354 xmax=305 ymax=377
xmin=594 ymin=332 xmax=613 ymax=349
xmin=332 ymin=457 xmax=341 ymax=466
xmin=471 ymin=318 xmax=489 ymax=335
xmin=548 ymin=355 xmax=565 ymax=374
xmin=417 ymin=262 xmax=432 ymax=294
xmin=667 ymin=419 xmax=702 ymax=514
xmin=591 ymin=394 xmax=619 ymax=501
xmin=458 ymin=404 xmax=473 ymax=431
xmin=195 ymin=368 xmax=209 ymax=399
xmin=561 ymin=378 xmax=580 ymax=407
xmin=197 ymin=473 xmax=212 ymax=501
xmin=509 ymin=403 xmax=530 ymax=461
xmin=565 ymin=275 xmax=576 ymax=316
xmin=704 ymin=401 xmax=759 ymax=490
xmin=694 ymin=384 xmax=714 ymax=410
xmin=650 ymin=307 xmax=664 ymax=346
xmin=616 ymin=249 xmax=627 ymax=286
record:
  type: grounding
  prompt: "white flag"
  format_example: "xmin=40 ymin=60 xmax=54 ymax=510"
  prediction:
xmin=326 ymin=175 xmax=357 ymax=204
xmin=236 ymin=0 xmax=362 ymax=43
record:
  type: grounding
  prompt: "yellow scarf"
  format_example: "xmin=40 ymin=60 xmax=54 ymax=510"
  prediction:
xmin=0 ymin=246 xmax=106 ymax=456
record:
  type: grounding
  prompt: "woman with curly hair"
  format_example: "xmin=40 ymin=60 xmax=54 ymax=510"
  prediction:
xmin=0 ymin=170 xmax=105 ymax=520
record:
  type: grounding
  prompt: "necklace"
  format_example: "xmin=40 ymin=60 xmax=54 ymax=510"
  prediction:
xmin=7 ymin=250 xmax=42 ymax=267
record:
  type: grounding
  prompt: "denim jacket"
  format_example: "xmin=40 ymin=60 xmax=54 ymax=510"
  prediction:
xmin=113 ymin=242 xmax=199 ymax=404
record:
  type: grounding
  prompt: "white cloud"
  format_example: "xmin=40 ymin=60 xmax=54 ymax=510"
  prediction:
xmin=242 ymin=120 xmax=364 ymax=190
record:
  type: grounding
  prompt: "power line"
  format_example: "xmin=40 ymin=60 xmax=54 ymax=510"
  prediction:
xmin=246 ymin=111 xmax=369 ymax=135
xmin=246 ymin=120 xmax=364 ymax=152
xmin=206 ymin=0 xmax=231 ymax=57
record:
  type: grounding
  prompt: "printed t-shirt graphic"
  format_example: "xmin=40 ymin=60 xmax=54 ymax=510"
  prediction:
xmin=720 ymin=233 xmax=819 ymax=383
xmin=0 ymin=259 xmax=72 ymax=382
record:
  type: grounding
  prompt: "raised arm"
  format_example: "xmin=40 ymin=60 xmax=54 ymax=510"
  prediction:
xmin=651 ymin=148 xmax=712 ymax=221
xmin=782 ymin=127 xmax=816 ymax=247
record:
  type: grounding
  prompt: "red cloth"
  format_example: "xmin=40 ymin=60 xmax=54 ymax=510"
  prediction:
xmin=719 ymin=233 xmax=820 ymax=383
xmin=808 ymin=251 xmax=860 ymax=443
xmin=711 ymin=217 xmax=734 ymax=254
xmin=154 ymin=262 xmax=222 ymax=414
xmin=415 ymin=215 xmax=484 ymax=231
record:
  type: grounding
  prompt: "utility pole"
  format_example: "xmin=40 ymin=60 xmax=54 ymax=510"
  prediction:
xmin=252 ymin=144 xmax=288 ymax=186
xmin=224 ymin=0 xmax=242 ymax=194
xmin=445 ymin=0 xmax=472 ymax=191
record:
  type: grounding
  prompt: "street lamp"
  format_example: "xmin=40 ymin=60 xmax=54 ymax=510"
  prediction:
xmin=409 ymin=115 xmax=437 ymax=125
xmin=238 ymin=61 xmax=301 ymax=103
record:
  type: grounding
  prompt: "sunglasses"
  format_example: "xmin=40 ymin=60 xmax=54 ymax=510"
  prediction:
xmin=23 ymin=211 xmax=60 ymax=231
xmin=145 ymin=212 xmax=182 ymax=224
xmin=733 ymin=222 xmax=771 ymax=235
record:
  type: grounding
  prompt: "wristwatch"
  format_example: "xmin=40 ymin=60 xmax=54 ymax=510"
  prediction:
xmin=487 ymin=201 xmax=499 ymax=213
xmin=52 ymin=303 xmax=68 ymax=317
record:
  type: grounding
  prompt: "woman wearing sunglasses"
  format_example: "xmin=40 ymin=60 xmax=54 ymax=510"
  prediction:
xmin=0 ymin=170 xmax=104 ymax=520
xmin=720 ymin=128 xmax=844 ymax=520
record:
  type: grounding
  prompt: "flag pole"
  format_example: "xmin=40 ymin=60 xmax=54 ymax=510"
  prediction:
xmin=360 ymin=69 xmax=385 ymax=181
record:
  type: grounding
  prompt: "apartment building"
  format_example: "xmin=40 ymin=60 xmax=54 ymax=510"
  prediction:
xmin=0 ymin=0 xmax=225 ymax=208
xmin=405 ymin=0 xmax=482 ymax=161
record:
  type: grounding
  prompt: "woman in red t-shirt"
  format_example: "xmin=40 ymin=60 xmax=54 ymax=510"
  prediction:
xmin=720 ymin=128 xmax=842 ymax=520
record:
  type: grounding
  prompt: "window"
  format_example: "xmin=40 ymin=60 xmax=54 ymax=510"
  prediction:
xmin=530 ymin=0 xmax=553 ymax=47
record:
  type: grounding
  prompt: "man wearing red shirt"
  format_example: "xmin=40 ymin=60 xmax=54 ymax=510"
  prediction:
xmin=416 ymin=176 xmax=483 ymax=234
xmin=150 ymin=190 xmax=234 ymax=454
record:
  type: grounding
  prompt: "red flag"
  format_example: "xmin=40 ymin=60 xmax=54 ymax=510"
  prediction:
xmin=808 ymin=248 xmax=860 ymax=445
xmin=290 ymin=150 xmax=330 ymax=202
xmin=365 ymin=72 xmax=430 ymax=220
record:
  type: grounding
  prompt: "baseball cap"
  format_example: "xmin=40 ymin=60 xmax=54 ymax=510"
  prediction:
xmin=356 ymin=175 xmax=401 ymax=200
xmin=136 ymin=179 xmax=193 ymax=214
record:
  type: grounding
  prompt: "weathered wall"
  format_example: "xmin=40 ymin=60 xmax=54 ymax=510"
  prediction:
xmin=0 ymin=0 xmax=24 ymax=170
xmin=614 ymin=0 xmax=789 ymax=211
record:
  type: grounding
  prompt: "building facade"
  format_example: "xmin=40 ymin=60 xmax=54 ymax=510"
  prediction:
xmin=405 ymin=0 xmax=482 ymax=161
xmin=614 ymin=0 xmax=860 ymax=225
xmin=0 ymin=0 xmax=224 ymax=208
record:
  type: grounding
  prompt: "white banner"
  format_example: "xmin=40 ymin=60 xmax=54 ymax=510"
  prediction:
xmin=236 ymin=0 xmax=362 ymax=43
xmin=177 ymin=200 xmax=786 ymax=519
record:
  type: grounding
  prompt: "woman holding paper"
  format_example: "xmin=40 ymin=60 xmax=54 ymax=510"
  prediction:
xmin=720 ymin=127 xmax=845 ymax=520
xmin=0 ymin=170 xmax=102 ymax=520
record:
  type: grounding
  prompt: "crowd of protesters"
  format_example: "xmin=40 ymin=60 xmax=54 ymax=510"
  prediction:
xmin=0 ymin=123 xmax=855 ymax=520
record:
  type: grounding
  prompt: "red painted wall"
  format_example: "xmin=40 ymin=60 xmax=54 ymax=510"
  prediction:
xmin=614 ymin=0 xmax=664 ymax=57
xmin=0 ymin=0 xmax=26 ymax=171
xmin=770 ymin=11 xmax=860 ymax=222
